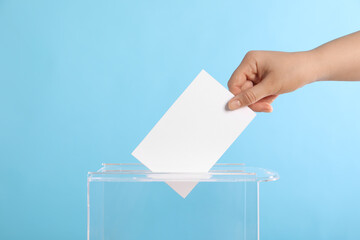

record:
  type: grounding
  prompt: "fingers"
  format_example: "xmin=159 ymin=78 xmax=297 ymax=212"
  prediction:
xmin=227 ymin=51 xmax=277 ymax=112
xmin=248 ymin=95 xmax=278 ymax=112
xmin=257 ymin=95 xmax=278 ymax=104
xmin=228 ymin=54 xmax=256 ymax=95
xmin=241 ymin=80 xmax=254 ymax=91
xmin=228 ymin=71 xmax=247 ymax=95
xmin=228 ymin=81 xmax=271 ymax=110
xmin=249 ymin=102 xmax=273 ymax=112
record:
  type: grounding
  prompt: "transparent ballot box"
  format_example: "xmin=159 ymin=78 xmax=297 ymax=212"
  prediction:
xmin=87 ymin=163 xmax=279 ymax=240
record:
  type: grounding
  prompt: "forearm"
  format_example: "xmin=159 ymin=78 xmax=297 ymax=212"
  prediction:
xmin=310 ymin=31 xmax=360 ymax=82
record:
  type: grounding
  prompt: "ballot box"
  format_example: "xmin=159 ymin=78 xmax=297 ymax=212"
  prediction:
xmin=87 ymin=163 xmax=278 ymax=240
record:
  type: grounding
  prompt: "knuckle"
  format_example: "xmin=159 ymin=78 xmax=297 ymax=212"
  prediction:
xmin=245 ymin=50 xmax=258 ymax=60
xmin=242 ymin=90 xmax=257 ymax=105
xmin=227 ymin=81 xmax=237 ymax=93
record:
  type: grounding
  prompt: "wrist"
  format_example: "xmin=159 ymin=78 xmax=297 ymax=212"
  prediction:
xmin=306 ymin=49 xmax=328 ymax=82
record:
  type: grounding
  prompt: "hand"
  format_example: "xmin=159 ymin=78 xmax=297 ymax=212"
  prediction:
xmin=227 ymin=50 xmax=318 ymax=112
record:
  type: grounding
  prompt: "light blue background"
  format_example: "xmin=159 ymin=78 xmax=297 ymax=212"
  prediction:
xmin=1 ymin=0 xmax=360 ymax=239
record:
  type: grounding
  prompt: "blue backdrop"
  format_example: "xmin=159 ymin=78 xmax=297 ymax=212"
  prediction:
xmin=1 ymin=0 xmax=360 ymax=239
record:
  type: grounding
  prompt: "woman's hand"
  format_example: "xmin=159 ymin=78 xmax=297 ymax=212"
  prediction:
xmin=227 ymin=50 xmax=318 ymax=112
xmin=227 ymin=31 xmax=360 ymax=112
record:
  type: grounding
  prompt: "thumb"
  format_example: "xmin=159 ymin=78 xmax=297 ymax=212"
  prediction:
xmin=228 ymin=82 xmax=270 ymax=110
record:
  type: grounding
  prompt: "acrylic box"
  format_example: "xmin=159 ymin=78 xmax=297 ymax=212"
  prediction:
xmin=87 ymin=163 xmax=278 ymax=240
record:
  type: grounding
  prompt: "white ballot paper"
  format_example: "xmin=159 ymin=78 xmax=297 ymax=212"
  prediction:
xmin=132 ymin=70 xmax=256 ymax=198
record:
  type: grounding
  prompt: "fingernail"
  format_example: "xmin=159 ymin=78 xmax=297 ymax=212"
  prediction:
xmin=229 ymin=100 xmax=241 ymax=110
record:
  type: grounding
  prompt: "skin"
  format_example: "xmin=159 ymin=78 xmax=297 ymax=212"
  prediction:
xmin=227 ymin=31 xmax=360 ymax=112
